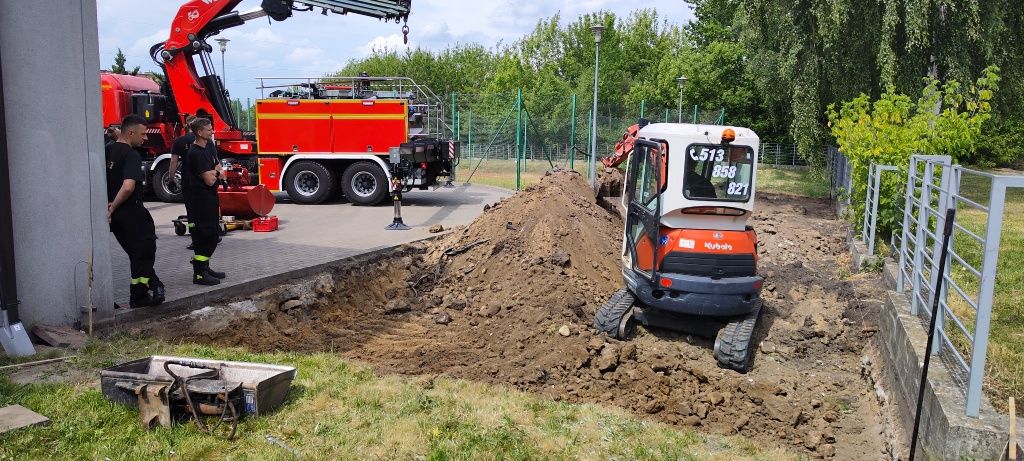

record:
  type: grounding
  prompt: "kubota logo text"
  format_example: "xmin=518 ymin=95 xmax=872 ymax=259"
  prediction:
xmin=704 ymin=242 xmax=733 ymax=251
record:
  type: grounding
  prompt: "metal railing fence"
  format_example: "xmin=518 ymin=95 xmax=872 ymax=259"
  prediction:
xmin=886 ymin=155 xmax=1024 ymax=417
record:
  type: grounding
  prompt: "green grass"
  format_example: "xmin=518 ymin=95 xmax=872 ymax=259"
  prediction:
xmin=755 ymin=167 xmax=830 ymax=199
xmin=0 ymin=335 xmax=797 ymax=461
xmin=939 ymin=171 xmax=1024 ymax=412
xmin=457 ymin=158 xmax=830 ymax=199
xmin=456 ymin=157 xmax=589 ymax=190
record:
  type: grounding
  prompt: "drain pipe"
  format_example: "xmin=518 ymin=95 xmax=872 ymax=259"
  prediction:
xmin=0 ymin=45 xmax=20 ymax=322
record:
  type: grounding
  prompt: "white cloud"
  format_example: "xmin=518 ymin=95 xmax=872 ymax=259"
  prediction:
xmin=358 ymin=34 xmax=407 ymax=55
xmin=287 ymin=46 xmax=327 ymax=63
xmin=127 ymin=28 xmax=170 ymax=58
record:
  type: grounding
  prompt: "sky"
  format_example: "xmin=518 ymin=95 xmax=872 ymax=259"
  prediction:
xmin=96 ymin=0 xmax=694 ymax=102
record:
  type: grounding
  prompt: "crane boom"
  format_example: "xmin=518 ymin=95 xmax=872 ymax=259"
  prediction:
xmin=152 ymin=0 xmax=412 ymax=150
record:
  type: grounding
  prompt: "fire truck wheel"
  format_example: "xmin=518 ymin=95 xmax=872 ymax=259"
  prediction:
xmin=341 ymin=162 xmax=387 ymax=206
xmin=284 ymin=161 xmax=337 ymax=205
xmin=153 ymin=163 xmax=183 ymax=203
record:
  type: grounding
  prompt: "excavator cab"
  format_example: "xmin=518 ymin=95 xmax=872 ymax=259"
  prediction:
xmin=596 ymin=123 xmax=765 ymax=372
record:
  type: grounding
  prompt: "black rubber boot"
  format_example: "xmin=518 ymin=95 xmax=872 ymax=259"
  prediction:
xmin=149 ymin=278 xmax=166 ymax=305
xmin=205 ymin=267 xmax=226 ymax=279
xmin=129 ymin=283 xmax=152 ymax=309
xmin=192 ymin=260 xmax=220 ymax=286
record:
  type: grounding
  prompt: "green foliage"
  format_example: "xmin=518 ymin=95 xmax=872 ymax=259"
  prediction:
xmin=975 ymin=116 xmax=1024 ymax=168
xmin=111 ymin=48 xmax=140 ymax=76
xmin=826 ymin=66 xmax=1000 ymax=237
xmin=326 ymin=2 xmax=1024 ymax=169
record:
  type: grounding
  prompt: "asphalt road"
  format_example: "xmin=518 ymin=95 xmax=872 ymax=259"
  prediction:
xmin=107 ymin=184 xmax=510 ymax=314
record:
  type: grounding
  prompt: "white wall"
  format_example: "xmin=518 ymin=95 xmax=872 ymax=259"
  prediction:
xmin=0 ymin=0 xmax=114 ymax=327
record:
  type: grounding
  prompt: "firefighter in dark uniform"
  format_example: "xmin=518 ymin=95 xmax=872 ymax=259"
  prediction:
xmin=106 ymin=115 xmax=165 ymax=307
xmin=167 ymin=115 xmax=197 ymax=193
xmin=182 ymin=117 xmax=226 ymax=285
xmin=169 ymin=116 xmax=197 ymax=249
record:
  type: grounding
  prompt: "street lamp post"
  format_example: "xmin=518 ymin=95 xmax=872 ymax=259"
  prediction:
xmin=590 ymin=24 xmax=605 ymax=190
xmin=677 ymin=76 xmax=687 ymax=123
xmin=215 ymin=38 xmax=230 ymax=83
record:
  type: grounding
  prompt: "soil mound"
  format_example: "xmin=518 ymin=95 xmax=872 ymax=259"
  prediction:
xmin=144 ymin=172 xmax=893 ymax=459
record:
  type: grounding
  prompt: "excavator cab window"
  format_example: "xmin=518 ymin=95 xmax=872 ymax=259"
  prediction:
xmin=683 ymin=144 xmax=754 ymax=202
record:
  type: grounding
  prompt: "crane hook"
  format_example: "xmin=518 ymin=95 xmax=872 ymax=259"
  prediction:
xmin=402 ymin=24 xmax=410 ymax=45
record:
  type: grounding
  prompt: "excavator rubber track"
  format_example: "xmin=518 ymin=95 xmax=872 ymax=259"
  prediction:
xmin=712 ymin=303 xmax=761 ymax=373
xmin=593 ymin=288 xmax=636 ymax=339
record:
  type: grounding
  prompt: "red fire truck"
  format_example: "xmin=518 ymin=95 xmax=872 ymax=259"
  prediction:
xmin=100 ymin=72 xmax=186 ymax=202
xmin=129 ymin=0 xmax=456 ymax=205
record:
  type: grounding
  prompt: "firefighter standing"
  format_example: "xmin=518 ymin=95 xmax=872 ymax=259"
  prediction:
xmin=106 ymin=115 xmax=165 ymax=307
xmin=169 ymin=116 xmax=197 ymax=249
xmin=181 ymin=117 xmax=226 ymax=285
xmin=167 ymin=116 xmax=197 ymax=191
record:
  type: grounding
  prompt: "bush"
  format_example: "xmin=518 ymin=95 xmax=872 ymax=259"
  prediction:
xmin=826 ymin=66 xmax=1001 ymax=238
xmin=974 ymin=116 xmax=1024 ymax=168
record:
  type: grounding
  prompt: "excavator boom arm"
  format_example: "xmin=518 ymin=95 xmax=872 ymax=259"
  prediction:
xmin=602 ymin=123 xmax=641 ymax=168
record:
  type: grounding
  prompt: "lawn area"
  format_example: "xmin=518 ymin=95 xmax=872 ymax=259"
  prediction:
xmin=938 ymin=170 xmax=1024 ymax=412
xmin=457 ymin=158 xmax=830 ymax=199
xmin=456 ymin=157 xmax=588 ymax=190
xmin=755 ymin=167 xmax=831 ymax=199
xmin=0 ymin=336 xmax=796 ymax=461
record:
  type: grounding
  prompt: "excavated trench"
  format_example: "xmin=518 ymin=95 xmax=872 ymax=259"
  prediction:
xmin=139 ymin=170 xmax=896 ymax=459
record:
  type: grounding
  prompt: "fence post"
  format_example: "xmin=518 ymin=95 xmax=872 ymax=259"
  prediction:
xmin=897 ymin=157 xmax=918 ymax=292
xmin=863 ymin=164 xmax=875 ymax=247
xmin=692 ymin=104 xmax=698 ymax=124
xmin=910 ymin=162 xmax=935 ymax=315
xmin=569 ymin=94 xmax=576 ymax=170
xmin=966 ymin=181 xmax=1008 ymax=417
xmin=640 ymin=100 xmax=645 ymax=119
xmin=664 ymin=108 xmax=669 ymax=123
xmin=451 ymin=92 xmax=458 ymax=139
xmin=925 ymin=161 xmax=952 ymax=354
xmin=515 ymin=88 xmax=523 ymax=191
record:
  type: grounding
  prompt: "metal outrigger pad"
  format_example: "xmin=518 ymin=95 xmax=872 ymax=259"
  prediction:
xmin=386 ymin=189 xmax=411 ymax=230
xmin=386 ymin=220 xmax=411 ymax=231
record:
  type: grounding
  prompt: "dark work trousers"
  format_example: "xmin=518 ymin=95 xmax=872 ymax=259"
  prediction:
xmin=188 ymin=194 xmax=220 ymax=259
xmin=109 ymin=201 xmax=158 ymax=282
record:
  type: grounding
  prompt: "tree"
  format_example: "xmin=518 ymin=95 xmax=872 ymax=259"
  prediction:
xmin=111 ymin=48 xmax=140 ymax=76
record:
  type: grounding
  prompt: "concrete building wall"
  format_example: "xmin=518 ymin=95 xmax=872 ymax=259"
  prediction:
xmin=0 ymin=0 xmax=113 ymax=327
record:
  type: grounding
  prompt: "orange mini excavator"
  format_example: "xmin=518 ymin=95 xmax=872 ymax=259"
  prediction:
xmin=595 ymin=120 xmax=763 ymax=372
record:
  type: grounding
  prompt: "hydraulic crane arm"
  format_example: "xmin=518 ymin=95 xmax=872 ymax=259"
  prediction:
xmin=602 ymin=123 xmax=641 ymax=168
xmin=152 ymin=0 xmax=412 ymax=143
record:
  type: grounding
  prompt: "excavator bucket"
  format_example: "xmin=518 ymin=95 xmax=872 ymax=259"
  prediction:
xmin=291 ymin=0 xmax=411 ymax=20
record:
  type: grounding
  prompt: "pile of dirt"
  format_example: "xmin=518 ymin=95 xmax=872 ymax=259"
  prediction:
xmin=597 ymin=167 xmax=624 ymax=198
xmin=144 ymin=171 xmax=894 ymax=459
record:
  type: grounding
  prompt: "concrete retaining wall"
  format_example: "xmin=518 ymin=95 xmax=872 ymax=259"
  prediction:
xmin=851 ymin=237 xmax=1021 ymax=459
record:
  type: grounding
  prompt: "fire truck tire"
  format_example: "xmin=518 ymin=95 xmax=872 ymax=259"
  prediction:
xmin=284 ymin=161 xmax=337 ymax=205
xmin=341 ymin=162 xmax=387 ymax=206
xmin=593 ymin=288 xmax=636 ymax=339
xmin=153 ymin=163 xmax=183 ymax=203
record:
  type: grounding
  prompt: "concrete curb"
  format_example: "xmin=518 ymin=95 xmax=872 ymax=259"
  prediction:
xmin=850 ymin=235 xmax=1024 ymax=459
xmin=96 ymin=235 xmax=443 ymax=334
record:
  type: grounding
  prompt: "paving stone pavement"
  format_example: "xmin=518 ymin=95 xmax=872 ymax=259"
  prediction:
xmin=106 ymin=184 xmax=510 ymax=321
